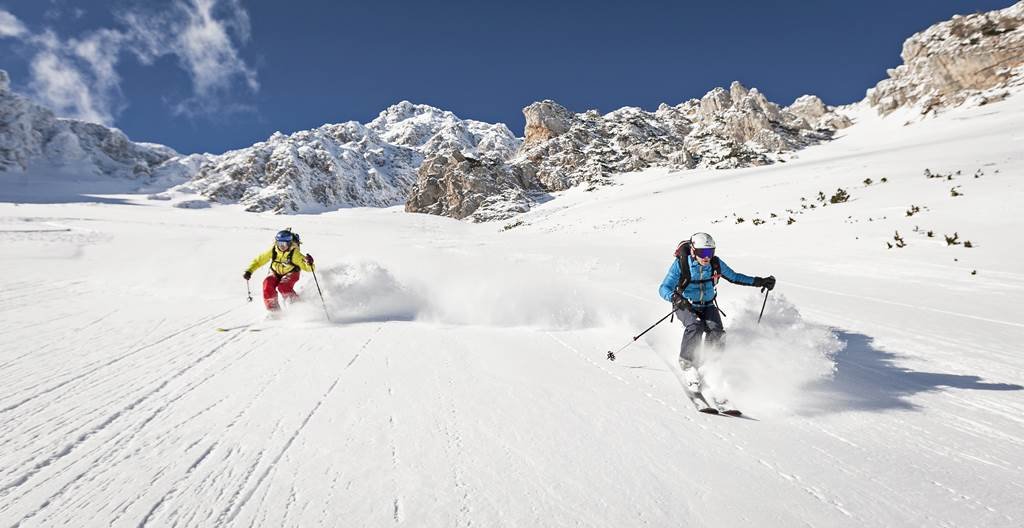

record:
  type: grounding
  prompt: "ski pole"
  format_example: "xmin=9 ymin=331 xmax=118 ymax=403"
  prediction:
xmin=607 ymin=308 xmax=676 ymax=361
xmin=246 ymin=279 xmax=253 ymax=303
xmin=757 ymin=288 xmax=770 ymax=324
xmin=311 ymin=268 xmax=331 ymax=322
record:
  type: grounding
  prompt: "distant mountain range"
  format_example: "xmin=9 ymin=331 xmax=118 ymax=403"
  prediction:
xmin=1 ymin=2 xmax=1021 ymax=219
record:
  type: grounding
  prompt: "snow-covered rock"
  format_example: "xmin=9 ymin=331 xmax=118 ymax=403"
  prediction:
xmin=867 ymin=2 xmax=1024 ymax=115
xmin=406 ymin=81 xmax=850 ymax=221
xmin=178 ymin=102 xmax=521 ymax=213
xmin=0 ymin=70 xmax=177 ymax=180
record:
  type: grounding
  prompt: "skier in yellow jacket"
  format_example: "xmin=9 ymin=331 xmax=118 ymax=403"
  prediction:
xmin=243 ymin=229 xmax=315 ymax=311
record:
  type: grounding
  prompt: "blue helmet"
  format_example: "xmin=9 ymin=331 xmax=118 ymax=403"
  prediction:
xmin=275 ymin=230 xmax=294 ymax=243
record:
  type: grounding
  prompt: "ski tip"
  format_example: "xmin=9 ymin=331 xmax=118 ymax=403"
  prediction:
xmin=215 ymin=328 xmax=229 ymax=332
xmin=698 ymin=407 xmax=720 ymax=415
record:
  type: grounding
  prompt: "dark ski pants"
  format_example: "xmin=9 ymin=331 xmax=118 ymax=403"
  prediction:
xmin=676 ymin=304 xmax=724 ymax=364
xmin=263 ymin=272 xmax=300 ymax=311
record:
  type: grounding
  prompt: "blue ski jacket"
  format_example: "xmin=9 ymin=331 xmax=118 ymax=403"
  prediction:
xmin=658 ymin=256 xmax=756 ymax=305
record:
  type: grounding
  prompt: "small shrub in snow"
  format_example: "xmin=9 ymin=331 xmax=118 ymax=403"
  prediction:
xmin=881 ymin=177 xmax=888 ymax=183
xmin=964 ymin=240 xmax=974 ymax=248
xmin=502 ymin=220 xmax=524 ymax=231
xmin=945 ymin=232 xmax=960 ymax=246
xmin=830 ymin=188 xmax=850 ymax=204
xmin=951 ymin=186 xmax=963 ymax=197
xmin=971 ymin=270 xmax=977 ymax=275
xmin=894 ymin=231 xmax=906 ymax=248
xmin=863 ymin=178 xmax=873 ymax=186
xmin=926 ymin=230 xmax=934 ymax=237
xmin=906 ymin=205 xmax=921 ymax=217
xmin=886 ymin=242 xmax=893 ymax=249
xmin=752 ymin=218 xmax=765 ymax=225
xmin=736 ymin=217 xmax=745 ymax=224
xmin=770 ymin=213 xmax=777 ymax=218
xmin=817 ymin=191 xmax=826 ymax=202
xmin=787 ymin=217 xmax=796 ymax=225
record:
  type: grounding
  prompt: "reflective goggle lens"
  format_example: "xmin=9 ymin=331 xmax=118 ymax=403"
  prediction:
xmin=694 ymin=247 xmax=715 ymax=259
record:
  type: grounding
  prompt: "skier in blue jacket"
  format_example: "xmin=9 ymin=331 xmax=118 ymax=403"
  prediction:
xmin=659 ymin=232 xmax=775 ymax=390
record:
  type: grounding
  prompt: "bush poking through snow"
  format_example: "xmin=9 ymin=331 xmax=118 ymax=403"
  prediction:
xmin=881 ymin=177 xmax=888 ymax=183
xmin=787 ymin=217 xmax=796 ymax=225
xmin=951 ymin=186 xmax=963 ymax=197
xmin=945 ymin=232 xmax=960 ymax=246
xmin=906 ymin=205 xmax=921 ymax=217
xmin=964 ymin=240 xmax=974 ymax=248
xmin=863 ymin=178 xmax=873 ymax=186
xmin=894 ymin=231 xmax=907 ymax=248
xmin=830 ymin=188 xmax=850 ymax=204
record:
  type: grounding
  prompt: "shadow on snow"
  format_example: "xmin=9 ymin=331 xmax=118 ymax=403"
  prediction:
xmin=802 ymin=330 xmax=1022 ymax=415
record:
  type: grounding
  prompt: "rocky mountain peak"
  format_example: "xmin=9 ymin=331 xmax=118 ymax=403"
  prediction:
xmin=868 ymin=2 xmax=1024 ymax=115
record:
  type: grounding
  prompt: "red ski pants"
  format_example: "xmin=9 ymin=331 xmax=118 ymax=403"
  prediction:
xmin=263 ymin=272 xmax=300 ymax=310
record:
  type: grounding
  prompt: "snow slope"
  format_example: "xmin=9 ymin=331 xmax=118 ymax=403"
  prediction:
xmin=1 ymin=92 xmax=1023 ymax=527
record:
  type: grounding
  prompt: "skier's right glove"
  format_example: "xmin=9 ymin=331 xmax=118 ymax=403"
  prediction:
xmin=671 ymin=292 xmax=691 ymax=312
xmin=243 ymin=270 xmax=252 ymax=280
xmin=753 ymin=276 xmax=776 ymax=291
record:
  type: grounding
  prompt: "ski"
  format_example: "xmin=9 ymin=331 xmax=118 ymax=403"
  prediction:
xmin=683 ymin=389 xmax=720 ymax=414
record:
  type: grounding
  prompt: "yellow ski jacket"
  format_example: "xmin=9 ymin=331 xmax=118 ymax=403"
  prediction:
xmin=246 ymin=244 xmax=314 ymax=277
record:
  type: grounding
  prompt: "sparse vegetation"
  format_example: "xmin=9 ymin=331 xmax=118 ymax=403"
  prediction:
xmin=863 ymin=178 xmax=873 ymax=186
xmin=951 ymin=186 xmax=963 ymax=197
xmin=830 ymin=188 xmax=850 ymax=204
xmin=752 ymin=218 xmax=765 ymax=226
xmin=906 ymin=205 xmax=921 ymax=217
xmin=945 ymin=232 xmax=960 ymax=246
xmin=817 ymin=191 xmax=826 ymax=202
xmin=502 ymin=220 xmax=524 ymax=231
xmin=894 ymin=231 xmax=906 ymax=248
xmin=880 ymin=177 xmax=888 ymax=183
xmin=964 ymin=240 xmax=974 ymax=248
xmin=735 ymin=217 xmax=745 ymax=224
xmin=770 ymin=213 xmax=777 ymax=218
xmin=971 ymin=270 xmax=977 ymax=275
xmin=926 ymin=230 xmax=934 ymax=237
xmin=787 ymin=217 xmax=796 ymax=225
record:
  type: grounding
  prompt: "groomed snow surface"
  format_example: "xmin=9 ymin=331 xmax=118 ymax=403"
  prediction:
xmin=2 ymin=96 xmax=1023 ymax=527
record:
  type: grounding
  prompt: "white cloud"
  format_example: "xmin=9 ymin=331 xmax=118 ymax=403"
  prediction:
xmin=28 ymin=46 xmax=114 ymax=124
xmin=0 ymin=9 xmax=28 ymax=38
xmin=3 ymin=0 xmax=258 ymax=123
xmin=120 ymin=0 xmax=259 ymax=116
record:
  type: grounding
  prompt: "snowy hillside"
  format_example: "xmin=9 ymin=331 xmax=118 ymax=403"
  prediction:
xmin=172 ymin=101 xmax=521 ymax=213
xmin=0 ymin=70 xmax=178 ymax=201
xmin=1 ymin=81 xmax=1023 ymax=527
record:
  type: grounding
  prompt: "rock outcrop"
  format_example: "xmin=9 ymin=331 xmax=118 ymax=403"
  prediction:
xmin=406 ymin=81 xmax=851 ymax=221
xmin=868 ymin=2 xmax=1024 ymax=115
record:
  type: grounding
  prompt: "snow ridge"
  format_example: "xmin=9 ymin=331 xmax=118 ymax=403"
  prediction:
xmin=0 ymin=70 xmax=176 ymax=181
xmin=174 ymin=101 xmax=521 ymax=213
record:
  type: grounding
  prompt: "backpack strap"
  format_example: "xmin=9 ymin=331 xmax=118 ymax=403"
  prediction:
xmin=270 ymin=245 xmax=298 ymax=277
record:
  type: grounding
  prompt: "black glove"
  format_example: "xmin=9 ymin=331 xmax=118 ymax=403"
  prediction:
xmin=753 ymin=276 xmax=776 ymax=291
xmin=671 ymin=292 xmax=691 ymax=311
xmin=243 ymin=270 xmax=252 ymax=280
xmin=304 ymin=254 xmax=314 ymax=265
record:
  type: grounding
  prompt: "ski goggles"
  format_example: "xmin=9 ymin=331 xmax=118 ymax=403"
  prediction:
xmin=693 ymin=247 xmax=715 ymax=259
xmin=276 ymin=241 xmax=291 ymax=251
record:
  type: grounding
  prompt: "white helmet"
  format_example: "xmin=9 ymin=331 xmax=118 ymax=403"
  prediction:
xmin=691 ymin=232 xmax=716 ymax=249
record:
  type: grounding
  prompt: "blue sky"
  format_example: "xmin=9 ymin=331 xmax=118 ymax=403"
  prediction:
xmin=0 ymin=0 xmax=1015 ymax=154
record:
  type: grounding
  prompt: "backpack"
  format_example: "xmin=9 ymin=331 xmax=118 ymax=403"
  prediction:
xmin=674 ymin=240 xmax=721 ymax=293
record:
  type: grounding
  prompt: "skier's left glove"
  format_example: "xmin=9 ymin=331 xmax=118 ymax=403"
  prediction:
xmin=243 ymin=270 xmax=252 ymax=280
xmin=753 ymin=276 xmax=776 ymax=291
xmin=304 ymin=254 xmax=314 ymax=265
